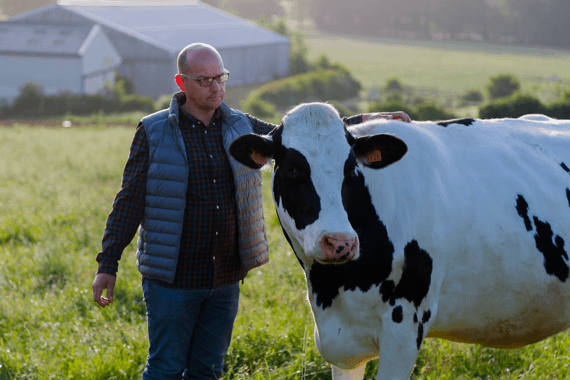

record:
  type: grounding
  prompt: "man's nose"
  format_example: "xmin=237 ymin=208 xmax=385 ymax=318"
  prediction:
xmin=211 ymin=79 xmax=222 ymax=91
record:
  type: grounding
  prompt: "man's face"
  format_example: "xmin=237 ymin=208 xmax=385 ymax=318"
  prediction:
xmin=176 ymin=50 xmax=226 ymax=114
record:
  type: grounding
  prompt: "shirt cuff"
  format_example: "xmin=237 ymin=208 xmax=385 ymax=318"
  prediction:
xmin=97 ymin=259 xmax=118 ymax=276
xmin=343 ymin=115 xmax=363 ymax=125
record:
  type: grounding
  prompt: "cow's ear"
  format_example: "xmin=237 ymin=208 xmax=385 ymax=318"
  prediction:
xmin=229 ymin=133 xmax=274 ymax=169
xmin=353 ymin=134 xmax=408 ymax=169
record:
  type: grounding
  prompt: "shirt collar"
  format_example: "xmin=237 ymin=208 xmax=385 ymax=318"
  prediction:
xmin=176 ymin=93 xmax=221 ymax=127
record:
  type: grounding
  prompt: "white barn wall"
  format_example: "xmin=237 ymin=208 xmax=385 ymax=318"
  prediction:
xmin=80 ymin=25 xmax=121 ymax=77
xmin=83 ymin=70 xmax=115 ymax=95
xmin=80 ymin=25 xmax=122 ymax=94
xmin=0 ymin=54 xmax=82 ymax=101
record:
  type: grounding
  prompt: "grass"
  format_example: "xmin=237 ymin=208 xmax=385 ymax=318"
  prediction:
xmin=2 ymin=124 xmax=570 ymax=379
xmin=304 ymin=30 xmax=570 ymax=104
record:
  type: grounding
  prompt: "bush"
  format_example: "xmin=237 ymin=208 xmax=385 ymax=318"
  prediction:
xmin=415 ymin=101 xmax=454 ymax=121
xmin=479 ymin=93 xmax=547 ymax=118
xmin=155 ymin=94 xmax=172 ymax=111
xmin=547 ymin=101 xmax=570 ymax=119
xmin=461 ymin=89 xmax=484 ymax=103
xmin=6 ymin=82 xmax=45 ymax=117
xmin=368 ymin=99 xmax=418 ymax=120
xmin=368 ymin=98 xmax=454 ymax=121
xmin=241 ymin=93 xmax=276 ymax=119
xmin=385 ymin=77 xmax=404 ymax=93
xmin=119 ymin=94 xmax=155 ymax=113
xmin=487 ymin=73 xmax=521 ymax=99
xmin=251 ymin=68 xmax=361 ymax=108
xmin=326 ymin=100 xmax=353 ymax=118
xmin=3 ymin=79 xmax=156 ymax=118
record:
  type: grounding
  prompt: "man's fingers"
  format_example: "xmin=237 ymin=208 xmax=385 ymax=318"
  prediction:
xmin=92 ymin=273 xmax=116 ymax=307
xmin=93 ymin=282 xmax=103 ymax=303
xmin=106 ymin=285 xmax=114 ymax=303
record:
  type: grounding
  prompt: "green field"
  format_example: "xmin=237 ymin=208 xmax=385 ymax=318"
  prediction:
xmin=305 ymin=31 xmax=570 ymax=102
xmin=2 ymin=125 xmax=570 ymax=380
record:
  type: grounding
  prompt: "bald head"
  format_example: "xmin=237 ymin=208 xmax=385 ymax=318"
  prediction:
xmin=177 ymin=43 xmax=224 ymax=74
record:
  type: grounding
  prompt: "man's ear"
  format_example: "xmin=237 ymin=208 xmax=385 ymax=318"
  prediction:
xmin=229 ymin=134 xmax=274 ymax=169
xmin=175 ymin=75 xmax=185 ymax=91
xmin=352 ymin=134 xmax=408 ymax=169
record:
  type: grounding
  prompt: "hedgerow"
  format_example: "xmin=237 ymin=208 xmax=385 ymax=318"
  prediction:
xmin=245 ymin=66 xmax=361 ymax=109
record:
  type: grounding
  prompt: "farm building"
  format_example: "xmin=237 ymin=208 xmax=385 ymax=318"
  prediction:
xmin=2 ymin=0 xmax=290 ymax=101
xmin=0 ymin=22 xmax=122 ymax=102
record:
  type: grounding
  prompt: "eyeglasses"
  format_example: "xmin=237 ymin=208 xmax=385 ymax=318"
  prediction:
xmin=178 ymin=71 xmax=230 ymax=87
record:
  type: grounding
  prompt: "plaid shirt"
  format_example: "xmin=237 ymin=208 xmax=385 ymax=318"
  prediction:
xmin=97 ymin=104 xmax=363 ymax=289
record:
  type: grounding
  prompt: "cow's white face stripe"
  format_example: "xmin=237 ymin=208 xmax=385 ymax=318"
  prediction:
xmin=277 ymin=104 xmax=358 ymax=262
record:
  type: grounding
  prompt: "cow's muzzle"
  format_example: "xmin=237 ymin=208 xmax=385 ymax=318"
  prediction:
xmin=319 ymin=233 xmax=358 ymax=264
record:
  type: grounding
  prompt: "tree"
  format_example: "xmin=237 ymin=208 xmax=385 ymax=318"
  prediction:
xmin=486 ymin=73 xmax=520 ymax=99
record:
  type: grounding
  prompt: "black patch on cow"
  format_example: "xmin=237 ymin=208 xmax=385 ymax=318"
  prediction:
xmin=392 ymin=305 xmax=403 ymax=323
xmin=533 ymin=217 xmax=569 ymax=282
xmin=379 ymin=240 xmax=433 ymax=309
xmin=516 ymin=195 xmax=533 ymax=231
xmin=422 ymin=309 xmax=432 ymax=324
xmin=413 ymin=313 xmax=418 ymax=324
xmin=436 ymin=118 xmax=476 ymax=128
xmin=308 ymin=169 xmax=395 ymax=309
xmin=345 ymin=127 xmax=356 ymax=146
xmin=271 ymin=128 xmax=322 ymax=231
xmin=280 ymin=224 xmax=305 ymax=269
xmin=416 ymin=323 xmax=424 ymax=350
xmin=562 ymin=164 xmax=570 ymax=207
xmin=515 ymin=194 xmax=569 ymax=282
xmin=380 ymin=280 xmax=396 ymax=305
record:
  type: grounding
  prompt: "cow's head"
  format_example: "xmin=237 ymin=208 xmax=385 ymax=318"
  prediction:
xmin=230 ymin=103 xmax=408 ymax=267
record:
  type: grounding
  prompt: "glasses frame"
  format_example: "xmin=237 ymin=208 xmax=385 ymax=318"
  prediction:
xmin=178 ymin=70 xmax=230 ymax=87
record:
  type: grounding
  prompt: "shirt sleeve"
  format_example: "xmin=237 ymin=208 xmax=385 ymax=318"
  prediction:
xmin=96 ymin=123 xmax=148 ymax=276
xmin=342 ymin=115 xmax=363 ymax=125
xmin=246 ymin=114 xmax=278 ymax=135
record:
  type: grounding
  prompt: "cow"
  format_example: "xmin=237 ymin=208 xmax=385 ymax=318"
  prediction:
xmin=229 ymin=103 xmax=570 ymax=380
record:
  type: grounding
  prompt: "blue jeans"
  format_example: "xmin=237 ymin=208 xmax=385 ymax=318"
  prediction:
xmin=141 ymin=279 xmax=240 ymax=380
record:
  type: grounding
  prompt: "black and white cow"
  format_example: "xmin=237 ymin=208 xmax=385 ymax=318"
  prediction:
xmin=229 ymin=103 xmax=570 ymax=380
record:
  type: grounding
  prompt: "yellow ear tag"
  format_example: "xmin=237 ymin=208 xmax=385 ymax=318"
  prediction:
xmin=366 ymin=149 xmax=382 ymax=163
xmin=251 ymin=149 xmax=267 ymax=165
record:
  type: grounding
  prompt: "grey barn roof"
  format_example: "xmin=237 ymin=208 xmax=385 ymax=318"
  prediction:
xmin=0 ymin=23 xmax=95 ymax=56
xmin=10 ymin=0 xmax=290 ymax=53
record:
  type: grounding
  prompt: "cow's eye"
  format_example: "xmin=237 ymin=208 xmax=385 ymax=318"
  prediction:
xmin=344 ymin=165 xmax=357 ymax=180
xmin=284 ymin=164 xmax=299 ymax=176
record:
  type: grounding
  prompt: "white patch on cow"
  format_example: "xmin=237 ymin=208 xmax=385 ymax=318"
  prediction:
xmin=518 ymin=114 xmax=553 ymax=121
xmin=278 ymin=103 xmax=359 ymax=263
xmin=350 ymin=117 xmax=570 ymax=347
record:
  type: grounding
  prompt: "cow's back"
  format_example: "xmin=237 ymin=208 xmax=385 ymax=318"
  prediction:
xmin=349 ymin=117 xmax=570 ymax=348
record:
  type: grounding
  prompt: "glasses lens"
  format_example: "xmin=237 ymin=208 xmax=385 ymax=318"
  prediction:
xmin=218 ymin=73 xmax=229 ymax=83
xmin=199 ymin=77 xmax=214 ymax=87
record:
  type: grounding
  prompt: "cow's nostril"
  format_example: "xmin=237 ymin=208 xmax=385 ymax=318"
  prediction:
xmin=321 ymin=234 xmax=358 ymax=261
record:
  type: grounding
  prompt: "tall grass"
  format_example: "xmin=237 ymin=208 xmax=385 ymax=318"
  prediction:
xmin=1 ymin=125 xmax=570 ymax=379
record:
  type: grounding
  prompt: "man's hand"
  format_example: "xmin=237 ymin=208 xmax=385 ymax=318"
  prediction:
xmin=92 ymin=273 xmax=116 ymax=307
xmin=362 ymin=111 xmax=411 ymax=123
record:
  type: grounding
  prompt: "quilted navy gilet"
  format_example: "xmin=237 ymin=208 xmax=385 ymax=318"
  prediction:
xmin=136 ymin=94 xmax=269 ymax=284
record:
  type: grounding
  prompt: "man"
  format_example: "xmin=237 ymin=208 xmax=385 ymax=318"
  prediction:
xmin=92 ymin=42 xmax=410 ymax=380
